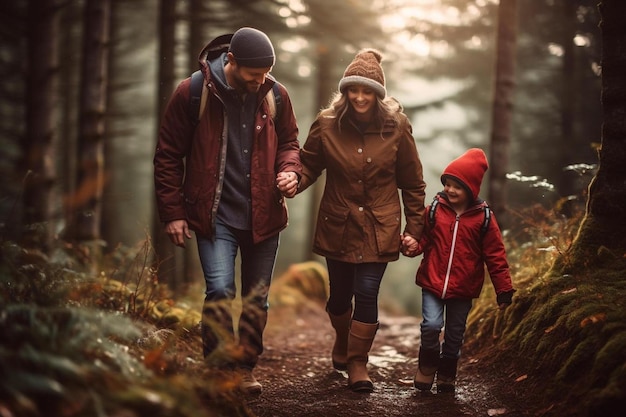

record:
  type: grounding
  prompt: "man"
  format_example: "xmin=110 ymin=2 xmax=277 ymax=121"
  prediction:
xmin=154 ymin=27 xmax=301 ymax=394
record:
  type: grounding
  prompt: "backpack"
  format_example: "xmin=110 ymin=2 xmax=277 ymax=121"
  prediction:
xmin=189 ymin=69 xmax=282 ymax=125
xmin=428 ymin=195 xmax=492 ymax=238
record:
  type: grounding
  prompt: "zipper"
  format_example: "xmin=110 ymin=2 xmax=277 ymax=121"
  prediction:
xmin=441 ymin=214 xmax=460 ymax=298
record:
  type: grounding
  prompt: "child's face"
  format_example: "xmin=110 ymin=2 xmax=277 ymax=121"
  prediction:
xmin=443 ymin=177 xmax=469 ymax=208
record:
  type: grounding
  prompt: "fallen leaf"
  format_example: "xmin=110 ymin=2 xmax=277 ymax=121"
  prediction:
xmin=544 ymin=324 xmax=557 ymax=334
xmin=515 ymin=374 xmax=528 ymax=382
xmin=580 ymin=313 xmax=607 ymax=328
xmin=488 ymin=408 xmax=507 ymax=415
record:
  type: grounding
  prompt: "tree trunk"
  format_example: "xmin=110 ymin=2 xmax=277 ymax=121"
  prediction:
xmin=23 ymin=0 xmax=60 ymax=251
xmin=70 ymin=0 xmax=110 ymax=242
xmin=488 ymin=0 xmax=518 ymax=228
xmin=58 ymin=1 xmax=82 ymax=247
xmin=559 ymin=0 xmax=626 ymax=271
xmin=152 ymin=0 xmax=181 ymax=292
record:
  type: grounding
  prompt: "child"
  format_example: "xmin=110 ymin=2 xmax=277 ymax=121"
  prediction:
xmin=402 ymin=148 xmax=514 ymax=393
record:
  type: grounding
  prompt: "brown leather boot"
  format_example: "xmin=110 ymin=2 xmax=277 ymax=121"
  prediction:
xmin=346 ymin=320 xmax=378 ymax=392
xmin=328 ymin=308 xmax=352 ymax=370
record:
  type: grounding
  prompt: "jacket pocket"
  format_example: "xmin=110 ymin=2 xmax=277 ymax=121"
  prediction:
xmin=371 ymin=203 xmax=402 ymax=256
xmin=314 ymin=205 xmax=350 ymax=254
xmin=183 ymin=182 xmax=215 ymax=235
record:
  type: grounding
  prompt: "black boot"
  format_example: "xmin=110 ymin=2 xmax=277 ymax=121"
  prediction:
xmin=437 ymin=355 xmax=458 ymax=393
xmin=414 ymin=348 xmax=440 ymax=391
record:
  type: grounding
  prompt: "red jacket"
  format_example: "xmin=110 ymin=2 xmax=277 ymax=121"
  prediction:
xmin=153 ymin=34 xmax=302 ymax=243
xmin=415 ymin=194 xmax=513 ymax=299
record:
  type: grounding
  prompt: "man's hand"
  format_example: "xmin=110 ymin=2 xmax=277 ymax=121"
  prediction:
xmin=276 ymin=171 xmax=299 ymax=198
xmin=165 ymin=219 xmax=192 ymax=248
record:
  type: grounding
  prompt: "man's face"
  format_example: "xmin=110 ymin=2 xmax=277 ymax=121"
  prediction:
xmin=231 ymin=62 xmax=273 ymax=93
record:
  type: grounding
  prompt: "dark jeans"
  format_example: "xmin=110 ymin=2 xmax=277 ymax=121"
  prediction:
xmin=196 ymin=220 xmax=279 ymax=368
xmin=420 ymin=289 xmax=473 ymax=359
xmin=325 ymin=258 xmax=387 ymax=324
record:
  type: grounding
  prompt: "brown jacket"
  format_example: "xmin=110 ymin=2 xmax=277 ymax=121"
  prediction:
xmin=153 ymin=34 xmax=302 ymax=243
xmin=298 ymin=113 xmax=426 ymax=263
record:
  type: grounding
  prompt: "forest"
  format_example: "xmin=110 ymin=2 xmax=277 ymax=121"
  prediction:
xmin=1 ymin=0 xmax=625 ymax=416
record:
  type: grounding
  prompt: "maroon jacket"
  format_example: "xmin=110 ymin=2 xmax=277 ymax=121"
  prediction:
xmin=153 ymin=34 xmax=302 ymax=243
xmin=415 ymin=194 xmax=513 ymax=300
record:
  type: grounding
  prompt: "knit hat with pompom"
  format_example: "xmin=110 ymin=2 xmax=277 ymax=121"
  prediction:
xmin=441 ymin=148 xmax=489 ymax=201
xmin=338 ymin=48 xmax=386 ymax=99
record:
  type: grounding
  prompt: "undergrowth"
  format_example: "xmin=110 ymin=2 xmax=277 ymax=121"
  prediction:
xmin=0 ymin=238 xmax=255 ymax=417
xmin=465 ymin=201 xmax=626 ymax=417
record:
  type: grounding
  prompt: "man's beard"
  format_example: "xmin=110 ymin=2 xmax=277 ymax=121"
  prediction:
xmin=233 ymin=72 xmax=260 ymax=94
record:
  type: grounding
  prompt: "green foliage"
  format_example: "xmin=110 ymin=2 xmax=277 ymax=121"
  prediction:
xmin=0 ymin=240 xmax=254 ymax=417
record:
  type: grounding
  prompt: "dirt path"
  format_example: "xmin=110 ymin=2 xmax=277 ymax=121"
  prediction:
xmin=245 ymin=302 xmax=539 ymax=417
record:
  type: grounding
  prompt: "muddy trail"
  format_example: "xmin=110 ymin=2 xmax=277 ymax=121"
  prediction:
xmin=243 ymin=302 xmax=547 ymax=417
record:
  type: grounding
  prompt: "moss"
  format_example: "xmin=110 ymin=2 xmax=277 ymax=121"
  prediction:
xmin=557 ymin=337 xmax=604 ymax=382
xmin=592 ymin=332 xmax=626 ymax=386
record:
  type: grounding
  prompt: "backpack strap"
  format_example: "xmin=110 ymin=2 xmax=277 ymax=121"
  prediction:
xmin=428 ymin=196 xmax=439 ymax=229
xmin=189 ymin=69 xmax=205 ymax=125
xmin=480 ymin=205 xmax=492 ymax=238
xmin=265 ymin=81 xmax=282 ymax=121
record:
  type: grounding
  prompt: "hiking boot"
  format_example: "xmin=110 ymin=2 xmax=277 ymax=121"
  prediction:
xmin=413 ymin=348 xmax=439 ymax=391
xmin=436 ymin=356 xmax=458 ymax=393
xmin=239 ymin=369 xmax=262 ymax=395
xmin=436 ymin=374 xmax=455 ymax=393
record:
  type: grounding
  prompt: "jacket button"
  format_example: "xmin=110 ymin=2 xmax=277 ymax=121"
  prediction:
xmin=256 ymin=125 xmax=261 ymax=130
xmin=357 ymin=148 xmax=363 ymax=153
xmin=358 ymin=207 xmax=364 ymax=212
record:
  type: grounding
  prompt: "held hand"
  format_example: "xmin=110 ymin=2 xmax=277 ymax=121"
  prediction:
xmin=164 ymin=219 xmax=191 ymax=248
xmin=401 ymin=234 xmax=419 ymax=257
xmin=276 ymin=171 xmax=299 ymax=198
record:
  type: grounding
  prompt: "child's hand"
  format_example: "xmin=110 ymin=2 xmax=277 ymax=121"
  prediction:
xmin=401 ymin=234 xmax=418 ymax=257
xmin=496 ymin=290 xmax=515 ymax=310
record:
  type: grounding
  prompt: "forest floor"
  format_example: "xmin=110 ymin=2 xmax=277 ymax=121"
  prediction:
xmin=211 ymin=301 xmax=564 ymax=417
xmin=240 ymin=300 xmax=551 ymax=417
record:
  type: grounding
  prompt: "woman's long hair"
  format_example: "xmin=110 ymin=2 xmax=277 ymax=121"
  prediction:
xmin=319 ymin=89 xmax=404 ymax=134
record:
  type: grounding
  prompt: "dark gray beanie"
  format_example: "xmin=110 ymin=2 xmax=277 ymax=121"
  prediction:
xmin=229 ymin=27 xmax=275 ymax=68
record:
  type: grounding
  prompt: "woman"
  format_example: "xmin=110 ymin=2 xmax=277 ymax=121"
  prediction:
xmin=280 ymin=49 xmax=426 ymax=392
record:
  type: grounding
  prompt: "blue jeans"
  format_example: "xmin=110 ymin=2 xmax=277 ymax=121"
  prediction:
xmin=325 ymin=259 xmax=387 ymax=324
xmin=420 ymin=289 xmax=473 ymax=359
xmin=196 ymin=220 xmax=279 ymax=368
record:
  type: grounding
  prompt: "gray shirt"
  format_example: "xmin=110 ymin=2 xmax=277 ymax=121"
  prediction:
xmin=209 ymin=53 xmax=258 ymax=230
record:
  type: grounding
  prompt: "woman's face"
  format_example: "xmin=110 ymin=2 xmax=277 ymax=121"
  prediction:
xmin=347 ymin=85 xmax=376 ymax=121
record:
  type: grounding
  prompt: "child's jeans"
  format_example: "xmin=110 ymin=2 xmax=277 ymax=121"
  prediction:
xmin=420 ymin=289 xmax=473 ymax=358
